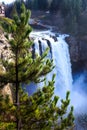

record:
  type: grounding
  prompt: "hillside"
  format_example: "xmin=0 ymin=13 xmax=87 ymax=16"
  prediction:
xmin=29 ymin=10 xmax=87 ymax=73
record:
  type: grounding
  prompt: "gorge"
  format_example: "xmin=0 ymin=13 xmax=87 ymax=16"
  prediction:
xmin=0 ymin=27 xmax=87 ymax=129
xmin=26 ymin=30 xmax=87 ymax=129
xmin=27 ymin=30 xmax=87 ymax=111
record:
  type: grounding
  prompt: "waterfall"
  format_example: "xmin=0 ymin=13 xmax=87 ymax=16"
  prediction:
xmin=30 ymin=30 xmax=73 ymax=98
xmin=28 ymin=30 xmax=87 ymax=113
xmin=29 ymin=30 xmax=87 ymax=129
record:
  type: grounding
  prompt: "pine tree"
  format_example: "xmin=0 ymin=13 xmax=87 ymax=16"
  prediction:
xmin=10 ymin=2 xmax=18 ymax=19
xmin=0 ymin=3 xmax=74 ymax=130
xmin=50 ymin=0 xmax=62 ymax=12
xmin=17 ymin=75 xmax=74 ymax=130
xmin=0 ymin=3 xmax=53 ymax=130
xmin=0 ymin=94 xmax=16 ymax=129
xmin=38 ymin=0 xmax=49 ymax=10
xmin=0 ymin=75 xmax=74 ymax=130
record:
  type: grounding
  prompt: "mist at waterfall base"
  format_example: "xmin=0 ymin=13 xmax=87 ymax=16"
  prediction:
xmin=72 ymin=71 xmax=87 ymax=113
xmin=26 ymin=30 xmax=87 ymax=114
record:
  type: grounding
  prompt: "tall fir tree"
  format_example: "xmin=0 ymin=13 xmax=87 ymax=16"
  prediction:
xmin=0 ymin=3 xmax=53 ymax=129
xmin=0 ymin=75 xmax=74 ymax=130
xmin=0 ymin=3 xmax=74 ymax=130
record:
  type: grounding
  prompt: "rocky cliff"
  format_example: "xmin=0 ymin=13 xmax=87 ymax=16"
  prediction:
xmin=0 ymin=29 xmax=13 ymax=102
xmin=31 ymin=10 xmax=87 ymax=70
xmin=66 ymin=36 xmax=87 ymax=73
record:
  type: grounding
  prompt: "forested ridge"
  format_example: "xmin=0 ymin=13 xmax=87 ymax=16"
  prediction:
xmin=5 ymin=0 xmax=87 ymax=12
xmin=5 ymin=0 xmax=87 ymax=35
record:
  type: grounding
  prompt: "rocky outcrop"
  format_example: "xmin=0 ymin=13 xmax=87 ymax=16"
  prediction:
xmin=66 ymin=36 xmax=79 ymax=62
xmin=0 ymin=30 xmax=11 ymax=60
xmin=66 ymin=36 xmax=87 ymax=72
xmin=0 ymin=30 xmax=13 ymax=102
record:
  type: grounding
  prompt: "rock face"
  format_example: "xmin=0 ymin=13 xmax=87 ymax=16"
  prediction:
xmin=66 ymin=36 xmax=87 ymax=73
xmin=0 ymin=83 xmax=13 ymax=102
xmin=0 ymin=30 xmax=13 ymax=102
xmin=0 ymin=30 xmax=11 ymax=60
xmin=66 ymin=36 xmax=79 ymax=62
xmin=31 ymin=10 xmax=87 ymax=72
xmin=79 ymin=39 xmax=87 ymax=61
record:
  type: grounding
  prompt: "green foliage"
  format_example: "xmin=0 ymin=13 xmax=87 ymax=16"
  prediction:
xmin=0 ymin=94 xmax=16 ymax=129
xmin=0 ymin=123 xmax=16 ymax=130
xmin=10 ymin=3 xmax=18 ymax=19
xmin=61 ymin=0 xmax=82 ymax=19
xmin=0 ymin=77 xmax=74 ymax=130
xmin=0 ymin=3 xmax=53 ymax=86
xmin=25 ymin=0 xmax=32 ymax=9
xmin=25 ymin=0 xmax=49 ymax=10
xmin=5 ymin=0 xmax=87 ymax=15
xmin=5 ymin=0 xmax=87 ymax=36
xmin=5 ymin=0 xmax=87 ymax=35
xmin=59 ymin=0 xmax=82 ymax=33
xmin=0 ymin=3 xmax=74 ymax=130
xmin=38 ymin=0 xmax=49 ymax=10
xmin=50 ymin=0 xmax=62 ymax=12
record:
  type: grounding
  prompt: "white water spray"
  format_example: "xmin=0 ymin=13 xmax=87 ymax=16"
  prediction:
xmin=30 ymin=30 xmax=73 ymax=98
xmin=29 ymin=30 xmax=87 ymax=130
xmin=29 ymin=30 xmax=87 ymax=115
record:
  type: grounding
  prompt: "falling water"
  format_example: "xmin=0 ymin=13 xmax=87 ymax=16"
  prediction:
xmin=28 ymin=30 xmax=87 ymax=129
xmin=28 ymin=30 xmax=87 ymax=112
xmin=30 ymin=30 xmax=73 ymax=98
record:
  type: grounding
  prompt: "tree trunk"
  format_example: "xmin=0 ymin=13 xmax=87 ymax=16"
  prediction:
xmin=15 ymin=50 xmax=21 ymax=130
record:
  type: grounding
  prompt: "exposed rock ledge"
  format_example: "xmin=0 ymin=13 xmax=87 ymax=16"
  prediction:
xmin=66 ymin=36 xmax=87 ymax=72
xmin=0 ymin=30 xmax=13 ymax=102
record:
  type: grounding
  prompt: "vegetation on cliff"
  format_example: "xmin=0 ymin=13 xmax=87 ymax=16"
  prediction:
xmin=5 ymin=0 xmax=87 ymax=35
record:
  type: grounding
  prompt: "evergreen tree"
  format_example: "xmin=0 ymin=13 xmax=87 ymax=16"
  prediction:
xmin=30 ymin=0 xmax=38 ymax=10
xmin=73 ymin=0 xmax=82 ymax=21
xmin=60 ymin=0 xmax=82 ymax=33
xmin=0 ymin=3 xmax=74 ymax=130
xmin=61 ymin=0 xmax=71 ymax=17
xmin=61 ymin=0 xmax=82 ymax=20
xmin=25 ymin=0 xmax=32 ymax=9
xmin=50 ymin=0 xmax=62 ymax=12
xmin=38 ymin=0 xmax=49 ymax=10
xmin=10 ymin=3 xmax=18 ymax=19
xmin=0 ymin=76 xmax=74 ymax=130
xmin=0 ymin=3 xmax=53 ymax=130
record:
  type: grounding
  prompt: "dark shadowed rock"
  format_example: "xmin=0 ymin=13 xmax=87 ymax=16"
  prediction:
xmin=45 ymin=39 xmax=52 ymax=59
xmin=65 ymin=36 xmax=79 ymax=62
xmin=38 ymin=40 xmax=43 ymax=56
xmin=66 ymin=36 xmax=87 ymax=72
